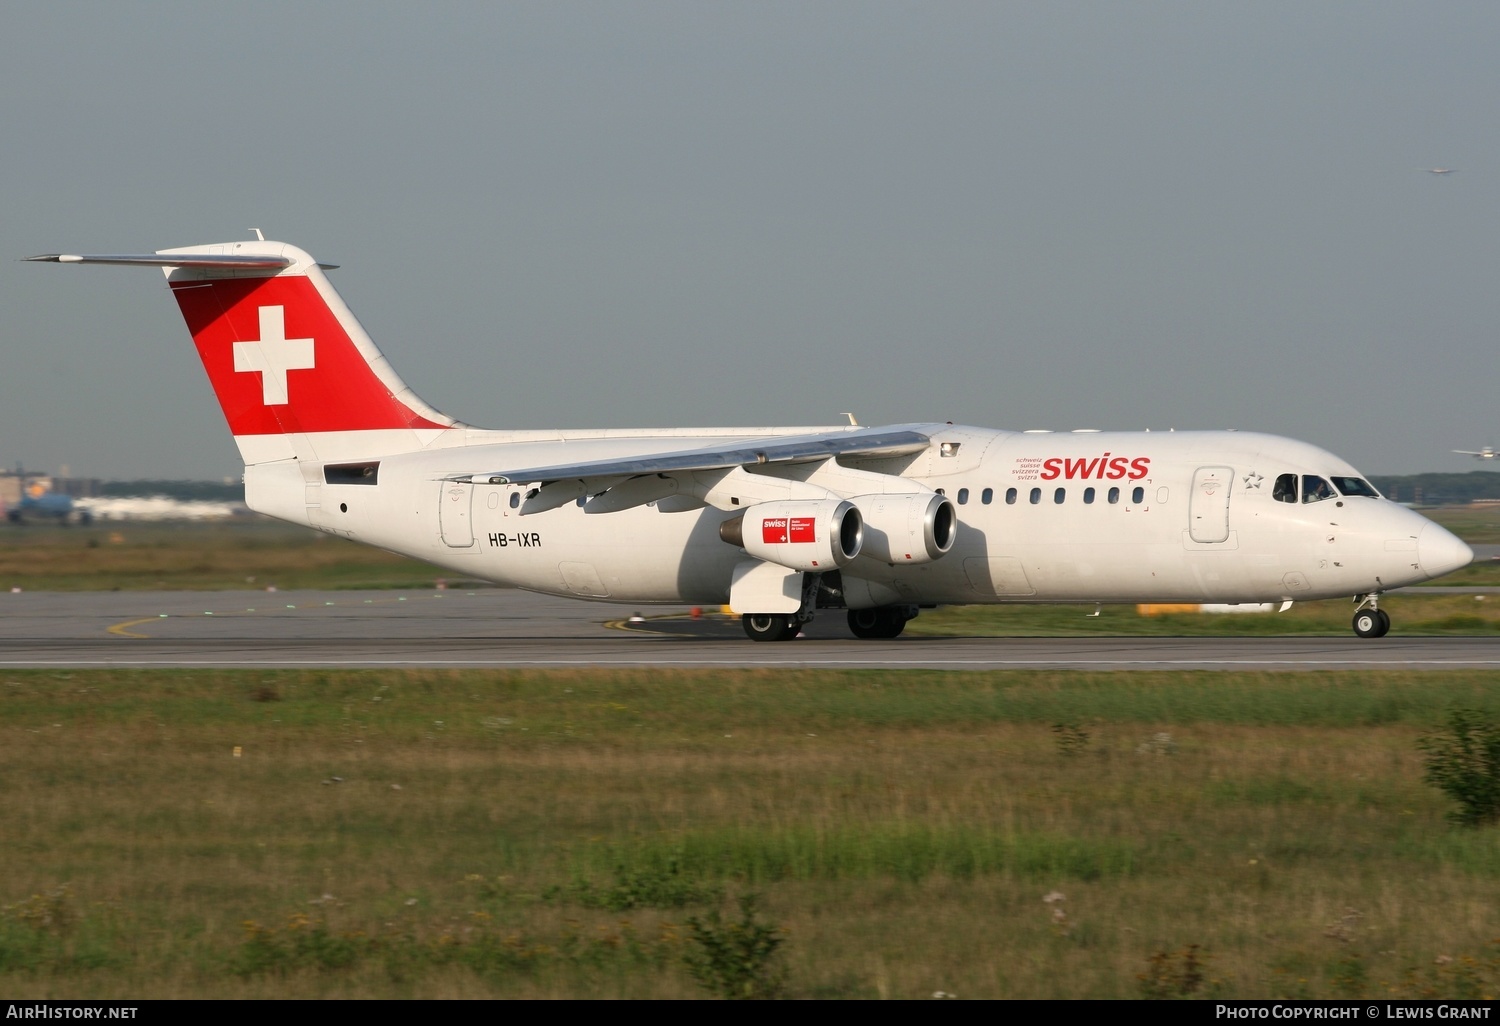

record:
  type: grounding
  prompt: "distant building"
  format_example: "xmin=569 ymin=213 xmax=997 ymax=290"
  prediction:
xmin=52 ymin=476 xmax=101 ymax=498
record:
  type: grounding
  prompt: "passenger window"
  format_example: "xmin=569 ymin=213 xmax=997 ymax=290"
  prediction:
xmin=1083 ymin=487 xmax=1095 ymax=504
xmin=1273 ymin=473 xmax=1297 ymax=503
xmin=509 ymin=492 xmax=520 ymax=509
xmin=982 ymin=488 xmax=993 ymax=505
xmin=957 ymin=488 xmax=969 ymax=505
xmin=1054 ymin=488 xmax=1065 ymax=504
xmin=1006 ymin=487 xmax=1017 ymax=505
xmin=1302 ymin=476 xmax=1334 ymax=503
xmin=1029 ymin=487 xmax=1041 ymax=505
xmin=1108 ymin=487 xmax=1120 ymax=504
xmin=1131 ymin=486 xmax=1145 ymax=503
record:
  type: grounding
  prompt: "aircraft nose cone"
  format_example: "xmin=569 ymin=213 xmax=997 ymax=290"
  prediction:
xmin=1418 ymin=523 xmax=1473 ymax=579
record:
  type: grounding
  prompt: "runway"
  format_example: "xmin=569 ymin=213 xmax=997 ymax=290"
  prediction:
xmin=3 ymin=588 xmax=1499 ymax=670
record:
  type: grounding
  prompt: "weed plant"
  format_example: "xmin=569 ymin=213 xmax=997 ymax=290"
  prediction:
xmin=683 ymin=895 xmax=785 ymax=999
xmin=1419 ymin=709 xmax=1500 ymax=825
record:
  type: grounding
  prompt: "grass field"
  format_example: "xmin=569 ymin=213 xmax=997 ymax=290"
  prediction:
xmin=2 ymin=668 xmax=1500 ymax=999
xmin=0 ymin=520 xmax=449 ymax=592
xmin=1425 ymin=504 xmax=1500 ymax=545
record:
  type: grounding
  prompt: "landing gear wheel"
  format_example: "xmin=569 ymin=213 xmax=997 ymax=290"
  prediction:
xmin=742 ymin=613 xmax=798 ymax=642
xmin=1352 ymin=608 xmax=1390 ymax=638
xmin=847 ymin=607 xmax=907 ymax=640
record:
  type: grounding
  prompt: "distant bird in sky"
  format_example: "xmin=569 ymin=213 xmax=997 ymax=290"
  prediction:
xmin=1423 ymin=168 xmax=1458 ymax=174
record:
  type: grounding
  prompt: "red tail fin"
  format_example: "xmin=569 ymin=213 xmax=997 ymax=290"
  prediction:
xmin=171 ymin=273 xmax=447 ymax=437
xmin=153 ymin=241 xmax=456 ymax=464
xmin=28 ymin=241 xmax=457 ymax=464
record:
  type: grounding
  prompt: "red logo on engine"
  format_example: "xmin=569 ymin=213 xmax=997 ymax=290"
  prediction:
xmin=762 ymin=517 xmax=817 ymax=544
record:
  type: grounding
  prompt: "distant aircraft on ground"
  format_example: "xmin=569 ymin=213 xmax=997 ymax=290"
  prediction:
xmin=27 ymin=237 xmax=1473 ymax=639
xmin=4 ymin=478 xmax=90 ymax=525
xmin=1454 ymin=447 xmax=1498 ymax=460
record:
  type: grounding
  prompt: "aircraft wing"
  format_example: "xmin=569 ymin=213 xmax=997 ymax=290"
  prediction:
xmin=457 ymin=426 xmax=934 ymax=485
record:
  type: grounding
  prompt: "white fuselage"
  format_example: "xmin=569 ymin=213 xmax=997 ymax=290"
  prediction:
xmin=245 ymin=424 xmax=1469 ymax=608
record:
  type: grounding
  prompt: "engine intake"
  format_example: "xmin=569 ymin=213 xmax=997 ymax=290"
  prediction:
xmin=851 ymin=492 xmax=957 ymax=564
xmin=719 ymin=499 xmax=863 ymax=572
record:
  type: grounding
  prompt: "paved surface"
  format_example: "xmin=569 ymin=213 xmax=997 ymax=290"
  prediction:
xmin=2 ymin=588 xmax=1498 ymax=670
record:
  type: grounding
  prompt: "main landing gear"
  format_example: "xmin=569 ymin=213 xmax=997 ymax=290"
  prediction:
xmin=1352 ymin=595 xmax=1391 ymax=638
xmin=740 ymin=606 xmax=917 ymax=641
xmin=741 ymin=613 xmax=799 ymax=642
xmin=741 ymin=572 xmax=820 ymax=642
xmin=847 ymin=607 xmax=911 ymax=639
xmin=738 ymin=570 xmax=920 ymax=642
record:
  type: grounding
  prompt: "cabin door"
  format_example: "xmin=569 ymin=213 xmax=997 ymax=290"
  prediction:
xmin=1188 ymin=467 xmax=1233 ymax=543
xmin=439 ymin=481 xmax=475 ymax=548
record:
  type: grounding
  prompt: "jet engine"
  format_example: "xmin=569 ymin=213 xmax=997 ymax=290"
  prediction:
xmin=851 ymin=492 xmax=957 ymax=564
xmin=719 ymin=499 xmax=863 ymax=572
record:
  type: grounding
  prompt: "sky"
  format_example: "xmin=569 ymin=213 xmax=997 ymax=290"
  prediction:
xmin=2 ymin=1 xmax=1497 ymax=480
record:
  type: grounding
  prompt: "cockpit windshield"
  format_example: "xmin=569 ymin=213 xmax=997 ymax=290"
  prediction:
xmin=1274 ymin=473 xmax=1380 ymax=503
xmin=1302 ymin=475 xmax=1335 ymax=503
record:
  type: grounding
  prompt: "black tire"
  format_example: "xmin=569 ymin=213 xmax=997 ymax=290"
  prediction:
xmin=1352 ymin=609 xmax=1384 ymax=638
xmin=1374 ymin=609 xmax=1391 ymax=637
xmin=848 ymin=608 xmax=883 ymax=639
xmin=742 ymin=613 xmax=798 ymax=642
xmin=847 ymin=607 xmax=907 ymax=640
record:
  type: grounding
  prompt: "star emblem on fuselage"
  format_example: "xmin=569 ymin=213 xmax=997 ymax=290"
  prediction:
xmin=1242 ymin=471 xmax=1263 ymax=489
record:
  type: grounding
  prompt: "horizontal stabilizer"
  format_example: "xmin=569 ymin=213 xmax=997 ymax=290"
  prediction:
xmin=26 ymin=253 xmax=295 ymax=269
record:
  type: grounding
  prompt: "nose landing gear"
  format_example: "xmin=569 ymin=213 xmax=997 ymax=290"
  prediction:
xmin=1352 ymin=595 xmax=1390 ymax=638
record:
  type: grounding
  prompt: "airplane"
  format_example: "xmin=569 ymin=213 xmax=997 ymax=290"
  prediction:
xmin=1453 ymin=447 xmax=1498 ymax=460
xmin=1423 ymin=168 xmax=1458 ymax=174
xmin=26 ymin=237 xmax=1473 ymax=640
xmin=4 ymin=476 xmax=90 ymax=525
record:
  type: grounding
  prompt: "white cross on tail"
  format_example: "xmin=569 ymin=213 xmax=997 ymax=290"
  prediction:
xmin=233 ymin=306 xmax=314 ymax=405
